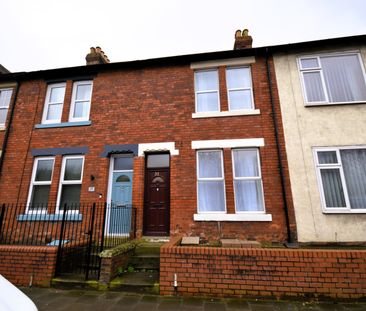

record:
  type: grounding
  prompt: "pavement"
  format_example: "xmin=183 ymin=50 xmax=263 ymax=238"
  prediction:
xmin=20 ymin=287 xmax=366 ymax=311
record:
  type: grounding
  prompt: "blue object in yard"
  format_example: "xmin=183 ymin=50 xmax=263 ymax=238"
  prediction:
xmin=47 ymin=239 xmax=69 ymax=246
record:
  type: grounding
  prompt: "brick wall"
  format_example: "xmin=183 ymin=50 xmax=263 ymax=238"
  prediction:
xmin=160 ymin=238 xmax=366 ymax=299
xmin=0 ymin=55 xmax=296 ymax=242
xmin=0 ymin=245 xmax=58 ymax=287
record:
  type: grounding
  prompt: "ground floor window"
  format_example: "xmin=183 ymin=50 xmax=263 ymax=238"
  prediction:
xmin=232 ymin=149 xmax=264 ymax=212
xmin=196 ymin=148 xmax=265 ymax=214
xmin=27 ymin=157 xmax=55 ymax=211
xmin=314 ymin=147 xmax=366 ymax=212
xmin=58 ymin=155 xmax=84 ymax=210
xmin=197 ymin=150 xmax=226 ymax=213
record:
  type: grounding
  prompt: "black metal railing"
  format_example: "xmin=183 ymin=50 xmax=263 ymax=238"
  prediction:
xmin=0 ymin=202 xmax=136 ymax=246
xmin=0 ymin=202 xmax=137 ymax=280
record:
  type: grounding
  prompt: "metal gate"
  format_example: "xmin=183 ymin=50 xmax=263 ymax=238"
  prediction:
xmin=55 ymin=203 xmax=136 ymax=280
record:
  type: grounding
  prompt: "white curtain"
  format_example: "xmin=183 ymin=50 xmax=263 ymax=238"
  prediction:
xmin=320 ymin=169 xmax=346 ymax=207
xmin=321 ymin=55 xmax=366 ymax=102
xmin=198 ymin=181 xmax=225 ymax=212
xmin=195 ymin=70 xmax=219 ymax=112
xmin=341 ymin=149 xmax=366 ymax=209
xmin=198 ymin=151 xmax=225 ymax=212
xmin=226 ymin=67 xmax=250 ymax=89
xmin=233 ymin=150 xmax=264 ymax=212
xmin=303 ymin=71 xmax=326 ymax=102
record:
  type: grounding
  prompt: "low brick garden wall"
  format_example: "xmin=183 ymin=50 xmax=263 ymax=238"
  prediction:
xmin=0 ymin=245 xmax=58 ymax=287
xmin=99 ymin=240 xmax=137 ymax=285
xmin=160 ymin=237 xmax=366 ymax=299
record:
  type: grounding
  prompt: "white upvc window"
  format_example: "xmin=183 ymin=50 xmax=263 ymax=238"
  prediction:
xmin=226 ymin=67 xmax=254 ymax=110
xmin=298 ymin=52 xmax=366 ymax=105
xmin=194 ymin=69 xmax=220 ymax=113
xmin=0 ymin=88 xmax=13 ymax=127
xmin=232 ymin=149 xmax=265 ymax=212
xmin=26 ymin=157 xmax=55 ymax=212
xmin=57 ymin=155 xmax=84 ymax=212
xmin=42 ymin=83 xmax=66 ymax=124
xmin=314 ymin=147 xmax=366 ymax=213
xmin=69 ymin=81 xmax=93 ymax=122
xmin=197 ymin=150 xmax=226 ymax=213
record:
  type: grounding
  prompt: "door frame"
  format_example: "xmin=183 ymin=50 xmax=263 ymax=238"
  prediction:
xmin=143 ymin=152 xmax=171 ymax=236
xmin=106 ymin=154 xmax=133 ymax=236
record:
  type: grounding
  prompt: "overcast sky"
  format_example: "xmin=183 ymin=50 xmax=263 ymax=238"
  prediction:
xmin=1 ymin=0 xmax=365 ymax=72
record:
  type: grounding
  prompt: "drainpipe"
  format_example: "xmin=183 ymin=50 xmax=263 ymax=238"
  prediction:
xmin=0 ymin=81 xmax=20 ymax=176
xmin=264 ymin=48 xmax=294 ymax=245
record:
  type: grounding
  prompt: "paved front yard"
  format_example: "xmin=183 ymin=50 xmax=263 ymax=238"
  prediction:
xmin=20 ymin=287 xmax=366 ymax=311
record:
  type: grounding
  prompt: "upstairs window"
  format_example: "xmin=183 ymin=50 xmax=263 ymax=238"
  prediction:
xmin=27 ymin=157 xmax=55 ymax=211
xmin=299 ymin=53 xmax=366 ymax=105
xmin=197 ymin=150 xmax=226 ymax=212
xmin=194 ymin=69 xmax=220 ymax=113
xmin=315 ymin=147 xmax=366 ymax=212
xmin=69 ymin=81 xmax=93 ymax=122
xmin=0 ymin=88 xmax=13 ymax=127
xmin=42 ymin=83 xmax=66 ymax=124
xmin=226 ymin=67 xmax=254 ymax=110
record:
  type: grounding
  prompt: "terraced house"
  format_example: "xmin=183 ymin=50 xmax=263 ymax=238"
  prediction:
xmin=273 ymin=34 xmax=366 ymax=244
xmin=0 ymin=30 xmax=296 ymax=245
xmin=0 ymin=32 xmax=365 ymax=299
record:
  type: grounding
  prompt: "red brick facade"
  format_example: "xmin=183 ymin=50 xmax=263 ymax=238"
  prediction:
xmin=0 ymin=53 xmax=296 ymax=242
xmin=160 ymin=238 xmax=366 ymax=299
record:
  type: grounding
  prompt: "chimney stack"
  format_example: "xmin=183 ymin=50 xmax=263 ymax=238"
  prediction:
xmin=234 ymin=29 xmax=253 ymax=50
xmin=86 ymin=46 xmax=110 ymax=65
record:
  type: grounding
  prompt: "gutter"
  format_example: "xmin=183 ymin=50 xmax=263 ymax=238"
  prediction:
xmin=264 ymin=48 xmax=295 ymax=245
xmin=0 ymin=81 xmax=20 ymax=175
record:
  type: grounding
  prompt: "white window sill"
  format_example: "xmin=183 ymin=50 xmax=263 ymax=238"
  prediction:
xmin=192 ymin=109 xmax=260 ymax=119
xmin=305 ymin=101 xmax=366 ymax=107
xmin=322 ymin=209 xmax=366 ymax=214
xmin=193 ymin=213 xmax=272 ymax=222
xmin=0 ymin=126 xmax=5 ymax=131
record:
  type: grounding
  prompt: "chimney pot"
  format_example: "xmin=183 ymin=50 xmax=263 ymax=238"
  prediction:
xmin=86 ymin=46 xmax=110 ymax=65
xmin=233 ymin=28 xmax=253 ymax=50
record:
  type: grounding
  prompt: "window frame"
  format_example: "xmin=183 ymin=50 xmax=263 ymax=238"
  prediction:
xmin=41 ymin=83 xmax=66 ymax=124
xmin=26 ymin=157 xmax=55 ymax=214
xmin=194 ymin=69 xmax=220 ymax=113
xmin=56 ymin=155 xmax=85 ymax=213
xmin=226 ymin=66 xmax=255 ymax=111
xmin=231 ymin=148 xmax=266 ymax=214
xmin=313 ymin=146 xmax=366 ymax=213
xmin=298 ymin=51 xmax=366 ymax=106
xmin=0 ymin=88 xmax=13 ymax=128
xmin=196 ymin=149 xmax=227 ymax=214
xmin=69 ymin=80 xmax=93 ymax=122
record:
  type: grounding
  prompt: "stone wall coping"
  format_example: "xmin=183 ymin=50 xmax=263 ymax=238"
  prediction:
xmin=0 ymin=245 xmax=58 ymax=253
xmin=160 ymin=238 xmax=366 ymax=258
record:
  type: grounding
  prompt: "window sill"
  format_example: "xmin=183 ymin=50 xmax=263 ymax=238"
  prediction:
xmin=193 ymin=213 xmax=272 ymax=222
xmin=305 ymin=101 xmax=366 ymax=107
xmin=0 ymin=127 xmax=5 ymax=131
xmin=35 ymin=121 xmax=91 ymax=129
xmin=322 ymin=209 xmax=366 ymax=214
xmin=192 ymin=109 xmax=260 ymax=119
xmin=17 ymin=213 xmax=82 ymax=222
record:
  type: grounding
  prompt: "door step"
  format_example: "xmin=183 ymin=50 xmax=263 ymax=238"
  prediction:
xmin=109 ymin=271 xmax=159 ymax=294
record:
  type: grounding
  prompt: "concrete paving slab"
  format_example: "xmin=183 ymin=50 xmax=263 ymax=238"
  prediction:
xmin=19 ymin=287 xmax=366 ymax=311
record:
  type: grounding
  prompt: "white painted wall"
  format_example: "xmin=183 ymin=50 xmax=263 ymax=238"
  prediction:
xmin=274 ymin=44 xmax=366 ymax=242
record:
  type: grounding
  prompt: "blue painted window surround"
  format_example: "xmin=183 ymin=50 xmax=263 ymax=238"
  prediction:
xmin=17 ymin=213 xmax=82 ymax=222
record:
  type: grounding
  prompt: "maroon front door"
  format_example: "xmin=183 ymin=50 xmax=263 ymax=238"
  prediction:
xmin=144 ymin=163 xmax=170 ymax=236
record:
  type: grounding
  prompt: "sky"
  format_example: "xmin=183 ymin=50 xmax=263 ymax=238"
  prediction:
xmin=1 ymin=0 xmax=365 ymax=73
